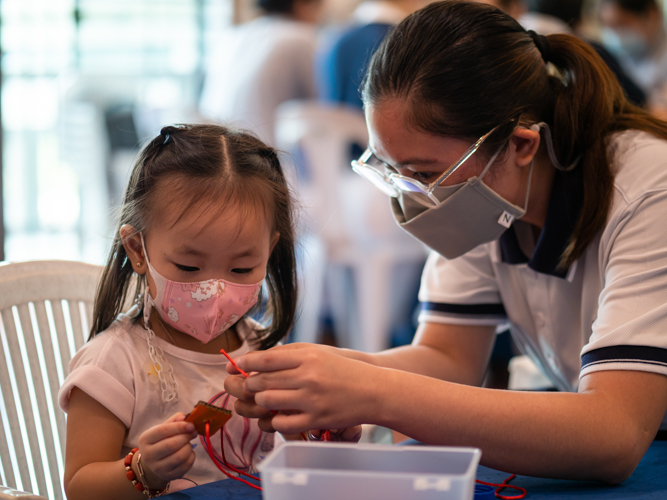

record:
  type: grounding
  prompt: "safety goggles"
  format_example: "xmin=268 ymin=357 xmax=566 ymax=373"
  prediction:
xmin=351 ymin=126 xmax=499 ymax=208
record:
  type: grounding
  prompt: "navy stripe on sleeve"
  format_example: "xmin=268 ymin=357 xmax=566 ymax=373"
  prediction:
xmin=420 ymin=302 xmax=507 ymax=317
xmin=582 ymin=345 xmax=667 ymax=371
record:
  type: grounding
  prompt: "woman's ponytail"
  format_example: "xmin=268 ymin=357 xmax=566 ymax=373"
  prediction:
xmin=546 ymin=35 xmax=623 ymax=266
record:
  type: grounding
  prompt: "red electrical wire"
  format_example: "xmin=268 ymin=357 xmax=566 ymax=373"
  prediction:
xmin=221 ymin=348 xmax=309 ymax=441
xmin=220 ymin=349 xmax=249 ymax=377
xmin=219 ymin=348 xmax=526 ymax=497
xmin=476 ymin=474 xmax=527 ymax=499
xmin=205 ymin=422 xmax=263 ymax=491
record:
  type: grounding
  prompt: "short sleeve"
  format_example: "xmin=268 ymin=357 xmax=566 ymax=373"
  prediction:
xmin=57 ymin=326 xmax=136 ymax=427
xmin=418 ymin=247 xmax=507 ymax=326
xmin=581 ymin=191 xmax=667 ymax=378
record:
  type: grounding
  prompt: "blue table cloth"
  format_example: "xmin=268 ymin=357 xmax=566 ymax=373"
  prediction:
xmin=164 ymin=441 xmax=667 ymax=499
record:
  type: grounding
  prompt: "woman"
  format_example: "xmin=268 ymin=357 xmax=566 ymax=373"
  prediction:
xmin=225 ymin=1 xmax=667 ymax=483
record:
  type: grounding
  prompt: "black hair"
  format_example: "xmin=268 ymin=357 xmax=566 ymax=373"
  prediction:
xmin=91 ymin=124 xmax=298 ymax=350
xmin=528 ymin=0 xmax=584 ymax=26
xmin=258 ymin=0 xmax=296 ymax=14
xmin=601 ymin=0 xmax=658 ymax=15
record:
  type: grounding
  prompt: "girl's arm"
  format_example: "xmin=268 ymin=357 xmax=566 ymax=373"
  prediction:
xmin=64 ymin=388 xmax=197 ymax=500
xmin=233 ymin=338 xmax=667 ymax=484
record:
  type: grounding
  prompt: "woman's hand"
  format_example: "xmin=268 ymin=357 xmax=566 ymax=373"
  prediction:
xmin=224 ymin=344 xmax=383 ymax=435
xmin=137 ymin=413 xmax=198 ymax=489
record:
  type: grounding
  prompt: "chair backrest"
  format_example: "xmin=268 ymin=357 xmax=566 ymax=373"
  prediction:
xmin=0 ymin=261 xmax=103 ymax=500
xmin=275 ymin=100 xmax=369 ymax=244
xmin=275 ymin=100 xmax=425 ymax=253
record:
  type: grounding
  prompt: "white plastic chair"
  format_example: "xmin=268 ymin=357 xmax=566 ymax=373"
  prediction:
xmin=275 ymin=101 xmax=427 ymax=352
xmin=0 ymin=261 xmax=103 ymax=500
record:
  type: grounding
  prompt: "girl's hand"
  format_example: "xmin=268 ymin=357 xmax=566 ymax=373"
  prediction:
xmin=137 ymin=413 xmax=198 ymax=489
xmin=229 ymin=345 xmax=383 ymax=435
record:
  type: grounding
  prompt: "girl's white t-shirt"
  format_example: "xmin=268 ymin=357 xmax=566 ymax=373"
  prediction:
xmin=58 ymin=306 xmax=274 ymax=491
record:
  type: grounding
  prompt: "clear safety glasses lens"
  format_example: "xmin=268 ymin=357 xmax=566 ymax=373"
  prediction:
xmin=390 ymin=177 xmax=439 ymax=208
xmin=351 ymin=161 xmax=399 ymax=197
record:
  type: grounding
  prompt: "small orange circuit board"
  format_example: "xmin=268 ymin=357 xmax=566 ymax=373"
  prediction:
xmin=184 ymin=401 xmax=232 ymax=436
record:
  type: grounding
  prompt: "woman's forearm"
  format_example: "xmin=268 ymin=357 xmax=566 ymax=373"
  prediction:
xmin=339 ymin=323 xmax=495 ymax=386
xmin=366 ymin=368 xmax=662 ymax=484
xmin=367 ymin=345 xmax=484 ymax=385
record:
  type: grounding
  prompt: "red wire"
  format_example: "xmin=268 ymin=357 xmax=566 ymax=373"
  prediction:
xmin=476 ymin=474 xmax=527 ymax=499
xmin=220 ymin=348 xmax=249 ymax=377
xmin=205 ymin=422 xmax=262 ymax=491
xmin=221 ymin=348 xmax=309 ymax=441
xmin=219 ymin=349 xmax=525 ymax=496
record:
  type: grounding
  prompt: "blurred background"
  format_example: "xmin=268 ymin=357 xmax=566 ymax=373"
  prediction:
xmin=2 ymin=0 xmax=667 ymax=356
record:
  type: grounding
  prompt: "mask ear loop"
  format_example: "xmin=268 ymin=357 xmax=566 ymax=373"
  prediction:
xmin=473 ymin=145 xmax=505 ymax=184
xmin=522 ymin=159 xmax=534 ymax=212
xmin=535 ymin=122 xmax=580 ymax=172
xmin=140 ymin=233 xmax=180 ymax=403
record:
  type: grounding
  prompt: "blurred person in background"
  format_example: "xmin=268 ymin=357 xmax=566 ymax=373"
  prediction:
xmin=527 ymin=0 xmax=646 ymax=106
xmin=315 ymin=0 xmax=431 ymax=355
xmin=600 ymin=0 xmax=667 ymax=116
xmin=199 ymin=0 xmax=324 ymax=146
xmin=316 ymin=0 xmax=428 ymax=110
xmin=479 ymin=0 xmax=647 ymax=106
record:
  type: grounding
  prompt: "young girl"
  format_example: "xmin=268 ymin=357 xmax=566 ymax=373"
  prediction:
xmin=58 ymin=124 xmax=298 ymax=499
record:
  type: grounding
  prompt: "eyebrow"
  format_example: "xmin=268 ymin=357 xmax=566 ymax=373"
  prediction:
xmin=372 ymin=150 xmax=441 ymax=168
xmin=174 ymin=245 xmax=258 ymax=260
xmin=173 ymin=245 xmax=207 ymax=257
xmin=230 ymin=248 xmax=258 ymax=260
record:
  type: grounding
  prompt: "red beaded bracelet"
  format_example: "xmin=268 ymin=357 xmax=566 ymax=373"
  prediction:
xmin=124 ymin=448 xmax=168 ymax=498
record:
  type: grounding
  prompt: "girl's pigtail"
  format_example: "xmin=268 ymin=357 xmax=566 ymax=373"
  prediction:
xmin=89 ymin=231 xmax=141 ymax=338
xmin=256 ymin=148 xmax=298 ymax=350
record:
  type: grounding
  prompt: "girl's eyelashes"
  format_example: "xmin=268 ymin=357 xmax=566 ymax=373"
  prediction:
xmin=231 ymin=268 xmax=254 ymax=275
xmin=175 ymin=263 xmax=200 ymax=273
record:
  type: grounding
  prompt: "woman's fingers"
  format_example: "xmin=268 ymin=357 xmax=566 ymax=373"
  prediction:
xmin=257 ymin=416 xmax=276 ymax=433
xmin=271 ymin=412 xmax=313 ymax=435
xmin=254 ymin=389 xmax=310 ymax=413
xmin=236 ymin=349 xmax=304 ymax=374
xmin=224 ymin=374 xmax=256 ymax=401
xmin=244 ymin=368 xmax=303 ymax=394
xmin=337 ymin=425 xmax=363 ymax=442
xmin=233 ymin=397 xmax=274 ymax=419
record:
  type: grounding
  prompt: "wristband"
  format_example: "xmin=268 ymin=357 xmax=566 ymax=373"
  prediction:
xmin=123 ymin=448 xmax=169 ymax=498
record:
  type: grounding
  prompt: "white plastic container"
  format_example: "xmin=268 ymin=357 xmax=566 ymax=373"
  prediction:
xmin=258 ymin=442 xmax=481 ymax=500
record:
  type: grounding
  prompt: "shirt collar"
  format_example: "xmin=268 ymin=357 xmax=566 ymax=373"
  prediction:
xmin=499 ymin=164 xmax=584 ymax=278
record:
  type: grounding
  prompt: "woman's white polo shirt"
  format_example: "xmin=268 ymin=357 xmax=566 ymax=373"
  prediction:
xmin=418 ymin=130 xmax=667 ymax=397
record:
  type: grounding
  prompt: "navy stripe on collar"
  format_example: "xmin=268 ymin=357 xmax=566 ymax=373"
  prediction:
xmin=499 ymin=164 xmax=584 ymax=278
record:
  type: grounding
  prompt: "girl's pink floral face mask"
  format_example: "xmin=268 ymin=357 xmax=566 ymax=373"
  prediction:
xmin=142 ymin=235 xmax=262 ymax=344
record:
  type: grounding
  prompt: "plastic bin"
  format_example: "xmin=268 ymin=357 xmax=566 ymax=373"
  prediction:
xmin=258 ymin=442 xmax=481 ymax=500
